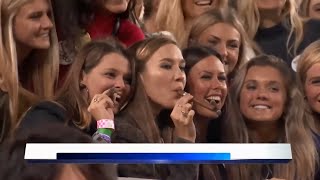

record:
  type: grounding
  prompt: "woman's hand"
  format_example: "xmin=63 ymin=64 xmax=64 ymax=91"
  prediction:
xmin=170 ymin=93 xmax=196 ymax=142
xmin=88 ymin=88 xmax=120 ymax=120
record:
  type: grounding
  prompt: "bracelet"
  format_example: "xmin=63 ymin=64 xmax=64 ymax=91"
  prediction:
xmin=92 ymin=132 xmax=111 ymax=143
xmin=97 ymin=119 xmax=115 ymax=130
xmin=98 ymin=128 xmax=113 ymax=137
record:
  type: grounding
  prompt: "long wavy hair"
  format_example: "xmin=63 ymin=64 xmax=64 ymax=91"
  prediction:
xmin=188 ymin=8 xmax=258 ymax=78
xmin=224 ymin=55 xmax=318 ymax=180
xmin=56 ymin=39 xmax=134 ymax=130
xmin=155 ymin=0 xmax=227 ymax=48
xmin=237 ymin=0 xmax=303 ymax=56
xmin=122 ymin=35 xmax=178 ymax=143
xmin=297 ymin=40 xmax=320 ymax=131
xmin=0 ymin=0 xmax=59 ymax=140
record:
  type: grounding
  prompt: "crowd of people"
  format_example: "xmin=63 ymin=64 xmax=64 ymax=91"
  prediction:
xmin=1 ymin=0 xmax=320 ymax=179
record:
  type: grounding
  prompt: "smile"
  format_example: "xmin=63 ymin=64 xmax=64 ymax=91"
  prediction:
xmin=194 ymin=0 xmax=213 ymax=6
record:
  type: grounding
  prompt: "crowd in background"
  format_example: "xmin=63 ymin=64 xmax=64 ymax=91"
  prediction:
xmin=1 ymin=0 xmax=320 ymax=179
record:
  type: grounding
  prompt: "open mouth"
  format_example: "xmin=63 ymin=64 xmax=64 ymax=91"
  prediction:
xmin=194 ymin=0 xmax=213 ymax=6
xmin=205 ymin=96 xmax=221 ymax=105
xmin=251 ymin=105 xmax=271 ymax=110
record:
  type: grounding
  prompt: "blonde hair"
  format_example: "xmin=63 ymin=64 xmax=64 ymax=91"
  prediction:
xmin=155 ymin=0 xmax=227 ymax=48
xmin=0 ymin=0 xmax=59 ymax=139
xmin=237 ymin=0 xmax=303 ymax=56
xmin=299 ymin=0 xmax=311 ymax=18
xmin=188 ymin=8 xmax=257 ymax=76
xmin=297 ymin=40 xmax=320 ymax=89
xmin=225 ymin=55 xmax=318 ymax=180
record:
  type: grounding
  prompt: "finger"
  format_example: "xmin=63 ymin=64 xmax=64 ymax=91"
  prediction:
xmin=99 ymin=96 xmax=115 ymax=108
xmin=176 ymin=93 xmax=193 ymax=106
xmin=184 ymin=103 xmax=192 ymax=112
xmin=186 ymin=110 xmax=195 ymax=125
xmin=102 ymin=87 xmax=115 ymax=97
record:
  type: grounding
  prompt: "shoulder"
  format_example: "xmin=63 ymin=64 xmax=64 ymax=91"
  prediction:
xmin=19 ymin=101 xmax=67 ymax=129
xmin=112 ymin=112 xmax=148 ymax=143
xmin=303 ymin=19 xmax=320 ymax=38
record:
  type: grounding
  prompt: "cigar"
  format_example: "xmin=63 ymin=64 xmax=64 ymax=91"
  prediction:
xmin=178 ymin=90 xmax=221 ymax=116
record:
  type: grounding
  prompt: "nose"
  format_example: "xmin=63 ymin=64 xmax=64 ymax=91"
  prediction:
xmin=256 ymin=88 xmax=269 ymax=100
xmin=216 ymin=44 xmax=228 ymax=62
xmin=174 ymin=67 xmax=186 ymax=83
xmin=114 ymin=77 xmax=126 ymax=91
xmin=210 ymin=77 xmax=226 ymax=91
xmin=41 ymin=15 xmax=53 ymax=30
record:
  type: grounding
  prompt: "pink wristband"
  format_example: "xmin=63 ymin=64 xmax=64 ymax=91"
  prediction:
xmin=97 ymin=119 xmax=115 ymax=130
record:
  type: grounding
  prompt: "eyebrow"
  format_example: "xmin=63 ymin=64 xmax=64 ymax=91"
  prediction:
xmin=244 ymin=80 xmax=281 ymax=84
xmin=200 ymin=70 xmax=226 ymax=75
xmin=308 ymin=76 xmax=320 ymax=81
xmin=160 ymin=58 xmax=185 ymax=64
xmin=209 ymin=35 xmax=240 ymax=42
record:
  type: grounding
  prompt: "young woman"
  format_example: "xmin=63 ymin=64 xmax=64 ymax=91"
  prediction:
xmin=188 ymin=9 xmax=256 ymax=80
xmin=297 ymin=40 xmax=320 ymax=131
xmin=112 ymin=35 xmax=198 ymax=179
xmin=224 ymin=55 xmax=319 ymax=180
xmin=183 ymin=46 xmax=228 ymax=180
xmin=237 ymin=0 xmax=320 ymax=65
xmin=0 ymin=0 xmax=59 ymax=142
xmin=19 ymin=39 xmax=134 ymax=142
xmin=154 ymin=0 xmax=227 ymax=48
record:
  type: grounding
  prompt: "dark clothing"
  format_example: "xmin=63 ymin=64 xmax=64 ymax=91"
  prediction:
xmin=112 ymin=112 xmax=199 ymax=180
xmin=0 ymin=91 xmax=10 ymax=143
xmin=19 ymin=101 xmax=96 ymax=136
xmin=255 ymin=19 xmax=320 ymax=65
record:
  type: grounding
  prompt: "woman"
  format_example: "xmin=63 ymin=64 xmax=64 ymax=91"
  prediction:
xmin=300 ymin=0 xmax=320 ymax=19
xmin=188 ymin=8 xmax=256 ymax=80
xmin=19 ymin=39 xmax=134 ymax=142
xmin=237 ymin=0 xmax=320 ymax=65
xmin=112 ymin=35 xmax=198 ymax=179
xmin=224 ymin=55 xmax=318 ymax=179
xmin=154 ymin=0 xmax=227 ymax=48
xmin=183 ymin=46 xmax=227 ymax=180
xmin=0 ymin=0 xmax=59 ymax=142
xmin=297 ymin=40 xmax=320 ymax=131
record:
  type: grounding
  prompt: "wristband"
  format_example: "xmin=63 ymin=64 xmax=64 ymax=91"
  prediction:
xmin=98 ymin=128 xmax=113 ymax=137
xmin=97 ymin=119 xmax=115 ymax=130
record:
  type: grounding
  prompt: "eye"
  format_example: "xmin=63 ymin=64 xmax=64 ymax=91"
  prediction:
xmin=218 ymin=75 xmax=227 ymax=82
xmin=179 ymin=64 xmax=186 ymax=71
xmin=269 ymin=86 xmax=279 ymax=92
xmin=246 ymin=84 xmax=256 ymax=90
xmin=104 ymin=72 xmax=116 ymax=78
xmin=160 ymin=63 xmax=172 ymax=70
xmin=311 ymin=79 xmax=320 ymax=85
xmin=228 ymin=42 xmax=239 ymax=49
xmin=29 ymin=12 xmax=43 ymax=19
xmin=201 ymin=75 xmax=212 ymax=80
xmin=208 ymin=40 xmax=218 ymax=46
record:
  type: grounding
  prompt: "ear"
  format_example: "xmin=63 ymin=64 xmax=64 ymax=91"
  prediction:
xmin=80 ymin=70 xmax=88 ymax=86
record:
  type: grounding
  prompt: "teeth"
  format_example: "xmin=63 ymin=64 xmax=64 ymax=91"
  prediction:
xmin=253 ymin=105 xmax=269 ymax=109
xmin=195 ymin=0 xmax=212 ymax=6
xmin=206 ymin=96 xmax=221 ymax=104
